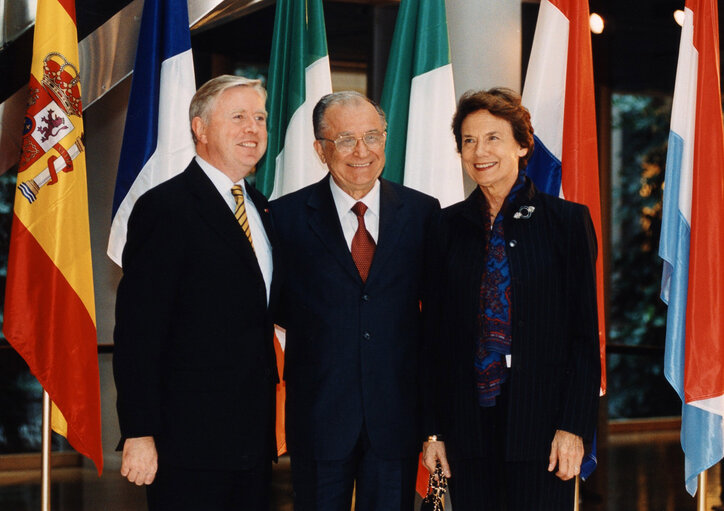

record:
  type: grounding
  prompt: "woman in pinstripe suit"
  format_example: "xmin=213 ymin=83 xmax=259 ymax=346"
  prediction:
xmin=421 ymin=88 xmax=600 ymax=510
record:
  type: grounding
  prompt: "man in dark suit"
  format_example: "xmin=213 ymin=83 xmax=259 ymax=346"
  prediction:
xmin=270 ymin=91 xmax=439 ymax=511
xmin=113 ymin=75 xmax=278 ymax=511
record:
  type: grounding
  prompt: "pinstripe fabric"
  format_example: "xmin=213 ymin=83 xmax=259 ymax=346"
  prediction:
xmin=445 ymin=388 xmax=575 ymax=510
xmin=422 ymin=179 xmax=600 ymax=468
xmin=232 ymin=185 xmax=255 ymax=251
xmin=448 ymin=457 xmax=575 ymax=511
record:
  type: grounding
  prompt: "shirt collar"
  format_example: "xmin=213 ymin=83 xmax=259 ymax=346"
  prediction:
xmin=196 ymin=155 xmax=248 ymax=195
xmin=329 ymin=176 xmax=381 ymax=218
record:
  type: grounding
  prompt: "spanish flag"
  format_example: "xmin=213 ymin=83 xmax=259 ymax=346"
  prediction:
xmin=3 ymin=0 xmax=102 ymax=474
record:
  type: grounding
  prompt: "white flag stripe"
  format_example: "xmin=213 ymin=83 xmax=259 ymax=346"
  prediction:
xmin=270 ymin=56 xmax=332 ymax=200
xmin=107 ymin=50 xmax=195 ymax=265
xmin=521 ymin=0 xmax=568 ymax=162
xmin=670 ymin=9 xmax=698 ymax=225
xmin=403 ymin=64 xmax=462 ymax=208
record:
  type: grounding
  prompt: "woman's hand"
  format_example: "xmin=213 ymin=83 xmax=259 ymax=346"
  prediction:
xmin=548 ymin=429 xmax=584 ymax=481
xmin=422 ymin=439 xmax=452 ymax=478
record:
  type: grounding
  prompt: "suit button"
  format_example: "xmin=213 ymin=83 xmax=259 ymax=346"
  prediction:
xmin=509 ymin=240 xmax=517 ymax=248
xmin=362 ymin=294 xmax=369 ymax=302
xmin=362 ymin=331 xmax=371 ymax=341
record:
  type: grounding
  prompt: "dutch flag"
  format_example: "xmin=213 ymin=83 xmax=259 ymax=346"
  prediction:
xmin=521 ymin=0 xmax=607 ymax=480
xmin=659 ymin=0 xmax=724 ymax=496
xmin=107 ymin=0 xmax=196 ymax=266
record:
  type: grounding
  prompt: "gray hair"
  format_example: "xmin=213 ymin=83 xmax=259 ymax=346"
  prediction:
xmin=189 ymin=75 xmax=267 ymax=143
xmin=312 ymin=91 xmax=387 ymax=139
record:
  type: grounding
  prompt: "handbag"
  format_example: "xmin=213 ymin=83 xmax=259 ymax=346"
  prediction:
xmin=419 ymin=462 xmax=448 ymax=511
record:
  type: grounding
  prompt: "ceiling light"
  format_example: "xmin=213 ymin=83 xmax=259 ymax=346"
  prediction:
xmin=673 ymin=9 xmax=685 ymax=27
xmin=590 ymin=13 xmax=604 ymax=34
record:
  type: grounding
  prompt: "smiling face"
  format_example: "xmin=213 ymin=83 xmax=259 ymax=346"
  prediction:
xmin=460 ymin=109 xmax=528 ymax=196
xmin=192 ymin=85 xmax=268 ymax=182
xmin=314 ymin=100 xmax=386 ymax=199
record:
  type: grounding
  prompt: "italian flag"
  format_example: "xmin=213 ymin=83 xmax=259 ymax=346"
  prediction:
xmin=255 ymin=0 xmax=332 ymax=199
xmin=380 ymin=0 xmax=463 ymax=207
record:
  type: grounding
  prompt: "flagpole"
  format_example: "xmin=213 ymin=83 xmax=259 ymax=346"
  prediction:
xmin=573 ymin=475 xmax=580 ymax=511
xmin=41 ymin=390 xmax=51 ymax=511
xmin=697 ymin=471 xmax=707 ymax=511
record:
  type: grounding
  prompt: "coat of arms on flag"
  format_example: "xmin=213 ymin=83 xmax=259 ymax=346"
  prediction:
xmin=18 ymin=52 xmax=85 ymax=204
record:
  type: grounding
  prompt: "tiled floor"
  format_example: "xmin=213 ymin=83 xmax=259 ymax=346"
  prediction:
xmin=0 ymin=430 xmax=720 ymax=510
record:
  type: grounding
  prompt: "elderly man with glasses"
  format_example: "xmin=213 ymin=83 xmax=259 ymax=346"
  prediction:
xmin=270 ymin=91 xmax=440 ymax=511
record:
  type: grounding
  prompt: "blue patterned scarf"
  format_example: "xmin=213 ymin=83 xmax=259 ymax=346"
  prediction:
xmin=475 ymin=172 xmax=526 ymax=407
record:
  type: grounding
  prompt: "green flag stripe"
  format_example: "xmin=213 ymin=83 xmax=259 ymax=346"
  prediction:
xmin=256 ymin=0 xmax=329 ymax=197
xmin=413 ymin=0 xmax=450 ymax=75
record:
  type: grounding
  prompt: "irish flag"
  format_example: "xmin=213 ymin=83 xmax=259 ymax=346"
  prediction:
xmin=255 ymin=0 xmax=332 ymax=199
xmin=659 ymin=0 xmax=724 ymax=496
xmin=379 ymin=0 xmax=463 ymax=207
xmin=4 ymin=0 xmax=102 ymax=473
xmin=254 ymin=0 xmax=332 ymax=454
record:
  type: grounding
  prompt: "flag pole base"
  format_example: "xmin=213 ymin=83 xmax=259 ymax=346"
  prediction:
xmin=41 ymin=390 xmax=51 ymax=511
xmin=698 ymin=470 xmax=707 ymax=511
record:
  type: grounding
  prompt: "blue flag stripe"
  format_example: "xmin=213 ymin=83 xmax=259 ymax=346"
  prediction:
xmin=526 ymin=135 xmax=562 ymax=196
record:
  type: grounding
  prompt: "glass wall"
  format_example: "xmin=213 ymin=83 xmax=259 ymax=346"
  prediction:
xmin=607 ymin=93 xmax=682 ymax=419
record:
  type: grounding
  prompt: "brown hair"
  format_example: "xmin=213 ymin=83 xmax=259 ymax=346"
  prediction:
xmin=451 ymin=87 xmax=534 ymax=170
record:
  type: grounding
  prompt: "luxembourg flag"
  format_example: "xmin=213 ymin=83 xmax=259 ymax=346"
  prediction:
xmin=659 ymin=0 xmax=724 ymax=496
xmin=107 ymin=0 xmax=196 ymax=265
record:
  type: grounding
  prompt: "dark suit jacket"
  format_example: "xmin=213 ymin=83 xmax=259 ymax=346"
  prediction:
xmin=113 ymin=160 xmax=279 ymax=471
xmin=423 ymin=178 xmax=600 ymax=462
xmin=270 ymin=175 xmax=439 ymax=461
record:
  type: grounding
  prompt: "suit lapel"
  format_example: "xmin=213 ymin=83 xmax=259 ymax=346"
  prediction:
xmin=184 ymin=162 xmax=263 ymax=281
xmin=307 ymin=176 xmax=362 ymax=283
xmin=368 ymin=179 xmax=404 ymax=282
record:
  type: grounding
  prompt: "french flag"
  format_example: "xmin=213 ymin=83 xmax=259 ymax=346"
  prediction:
xmin=659 ymin=0 xmax=724 ymax=496
xmin=521 ymin=0 xmax=606 ymax=480
xmin=107 ymin=0 xmax=196 ymax=266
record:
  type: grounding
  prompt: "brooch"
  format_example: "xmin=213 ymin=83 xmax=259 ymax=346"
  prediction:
xmin=513 ymin=205 xmax=535 ymax=219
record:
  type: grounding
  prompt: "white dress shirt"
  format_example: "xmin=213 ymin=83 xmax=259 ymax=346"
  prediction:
xmin=329 ymin=177 xmax=380 ymax=251
xmin=195 ymin=156 xmax=273 ymax=305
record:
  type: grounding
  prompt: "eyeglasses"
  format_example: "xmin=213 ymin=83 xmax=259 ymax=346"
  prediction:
xmin=318 ymin=131 xmax=387 ymax=154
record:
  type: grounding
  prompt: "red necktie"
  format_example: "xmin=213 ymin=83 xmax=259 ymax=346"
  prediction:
xmin=351 ymin=202 xmax=376 ymax=283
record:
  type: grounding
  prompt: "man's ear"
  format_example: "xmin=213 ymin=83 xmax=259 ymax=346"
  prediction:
xmin=191 ymin=117 xmax=206 ymax=144
xmin=313 ymin=140 xmax=327 ymax=165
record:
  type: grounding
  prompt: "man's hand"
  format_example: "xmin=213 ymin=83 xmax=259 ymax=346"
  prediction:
xmin=121 ymin=436 xmax=158 ymax=486
xmin=548 ymin=429 xmax=584 ymax=481
xmin=422 ymin=440 xmax=452 ymax=478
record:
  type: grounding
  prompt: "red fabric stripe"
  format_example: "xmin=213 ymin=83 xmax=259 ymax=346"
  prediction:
xmin=4 ymin=215 xmax=102 ymax=473
xmin=553 ymin=0 xmax=608 ymax=392
xmin=416 ymin=452 xmax=430 ymax=497
xmin=57 ymin=0 xmax=77 ymax=24
xmin=684 ymin=0 xmax=724 ymax=402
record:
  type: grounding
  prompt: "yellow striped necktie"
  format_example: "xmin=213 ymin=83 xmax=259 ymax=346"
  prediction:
xmin=231 ymin=185 xmax=255 ymax=251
